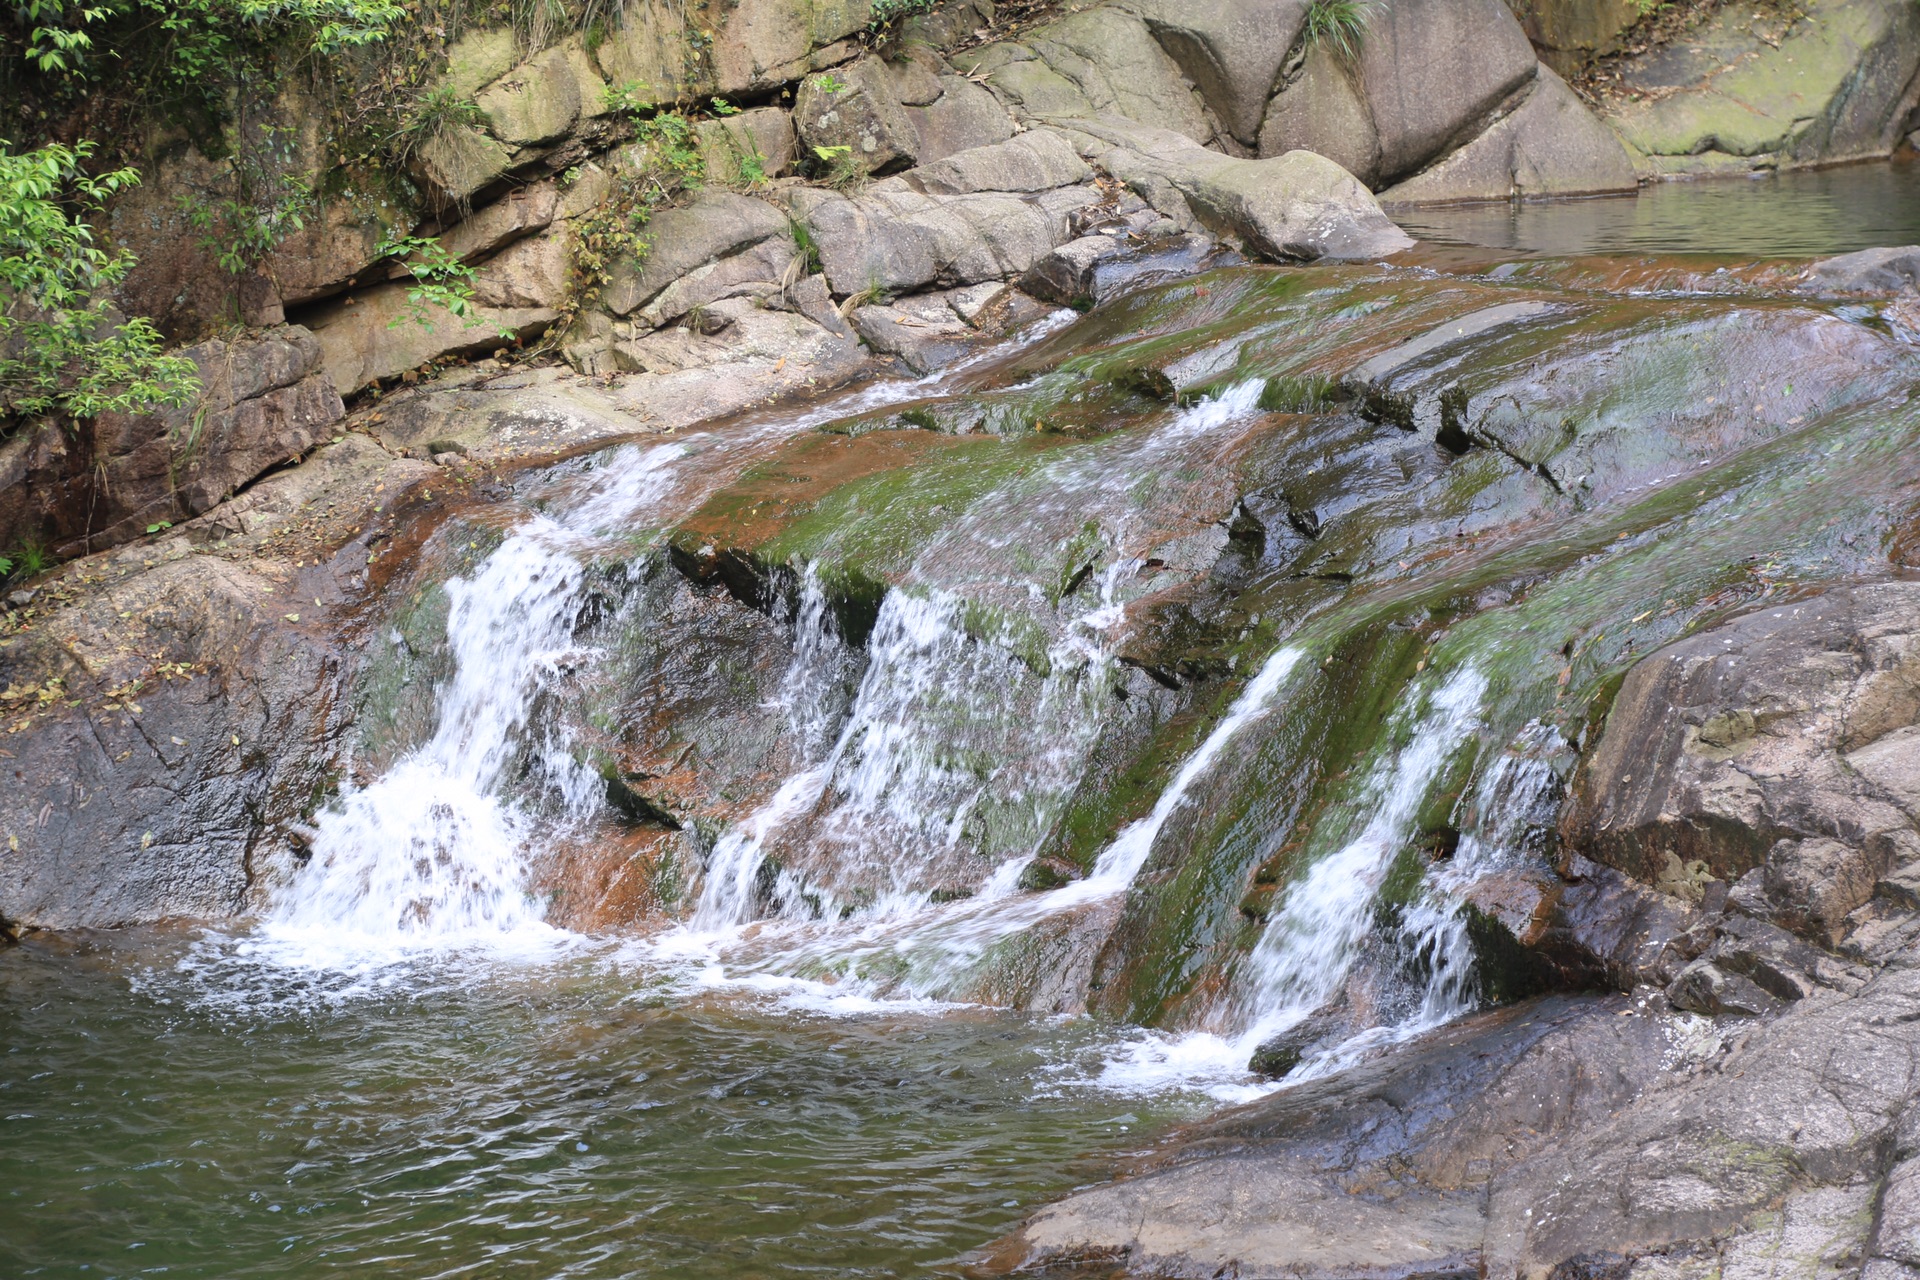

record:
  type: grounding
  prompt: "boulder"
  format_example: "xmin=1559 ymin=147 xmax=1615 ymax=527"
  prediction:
xmin=632 ymin=234 xmax=801 ymax=329
xmin=1020 ymin=233 xmax=1131 ymax=307
xmin=1563 ymin=584 xmax=1920 ymax=947
xmin=709 ymin=0 xmax=874 ymax=95
xmin=785 ymin=271 xmax=857 ymax=340
xmin=884 ymin=50 xmax=944 ymax=106
xmin=1378 ymin=68 xmax=1638 ymax=204
xmin=1605 ymin=0 xmax=1920 ymax=172
xmin=793 ymin=54 xmax=922 ymax=175
xmin=1088 ymin=120 xmax=1415 ymax=259
xmin=994 ymin=954 xmax=1920 ymax=1280
xmin=966 ymin=7 xmax=1215 ymax=144
xmin=264 ymin=193 xmax=408 ymax=306
xmin=1129 ymin=0 xmax=1312 ymax=146
xmin=595 ymin=0 xmax=716 ymax=103
xmin=850 ymin=294 xmax=976 ymax=373
xmin=785 ymin=182 xmax=1098 ymax=296
xmin=441 ymin=27 xmax=518 ymax=98
xmin=600 ymin=191 xmax=791 ymax=317
xmin=1805 ymin=245 xmax=1920 ymax=294
xmin=696 ymin=106 xmax=798 ymax=183
xmin=1021 ymin=229 xmax=1218 ymax=308
xmin=1358 ymin=0 xmax=1540 ymax=185
xmin=909 ymin=129 xmax=1092 ymax=194
xmin=905 ymin=76 xmax=1018 ymax=163
xmin=433 ymin=181 xmax=561 ymax=263
xmin=982 ymin=995 xmax=1675 ymax=1278
xmin=1259 ymin=43 xmax=1381 ymax=181
xmin=1510 ymin=0 xmax=1642 ymax=74
xmin=471 ymin=229 xmax=571 ymax=310
xmin=476 ymin=46 xmax=582 ymax=146
xmin=33 ymin=328 xmax=346 ymax=557
xmin=0 ymin=556 xmax=347 ymax=928
xmin=103 ymin=143 xmax=276 ymax=342
xmin=896 ymin=0 xmax=992 ymax=53
xmin=415 ymin=123 xmax=515 ymax=207
xmin=602 ymin=296 xmax=868 ymax=426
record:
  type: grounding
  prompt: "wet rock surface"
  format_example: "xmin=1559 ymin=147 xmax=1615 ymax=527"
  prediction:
xmin=985 ymin=582 xmax=1920 ymax=1278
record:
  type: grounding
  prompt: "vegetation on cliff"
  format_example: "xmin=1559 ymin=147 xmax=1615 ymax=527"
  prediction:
xmin=0 ymin=140 xmax=198 ymax=421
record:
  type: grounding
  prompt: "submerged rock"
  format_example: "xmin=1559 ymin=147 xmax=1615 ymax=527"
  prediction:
xmin=1246 ymin=1008 xmax=1348 ymax=1077
xmin=1805 ymin=245 xmax=1920 ymax=294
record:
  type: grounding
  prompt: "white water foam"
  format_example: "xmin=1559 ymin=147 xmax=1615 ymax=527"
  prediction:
xmin=1054 ymin=666 xmax=1494 ymax=1099
xmin=247 ymin=443 xmax=690 ymax=973
xmin=658 ymin=637 xmax=1309 ymax=1013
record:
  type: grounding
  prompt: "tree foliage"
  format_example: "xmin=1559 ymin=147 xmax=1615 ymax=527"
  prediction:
xmin=0 ymin=139 xmax=199 ymax=421
xmin=10 ymin=0 xmax=401 ymax=83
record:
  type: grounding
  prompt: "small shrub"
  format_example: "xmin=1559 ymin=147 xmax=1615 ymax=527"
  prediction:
xmin=0 ymin=139 xmax=199 ymax=421
xmin=377 ymin=235 xmax=506 ymax=335
xmin=180 ymin=154 xmax=315 ymax=277
xmin=7 ymin=540 xmax=52 ymax=578
xmin=787 ymin=216 xmax=822 ymax=275
xmin=1301 ymin=0 xmax=1376 ymax=60
xmin=866 ymin=0 xmax=937 ymax=32
xmin=390 ymin=83 xmax=489 ymax=167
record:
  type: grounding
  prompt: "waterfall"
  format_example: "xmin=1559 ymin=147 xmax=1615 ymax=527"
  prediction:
xmin=1060 ymin=644 xmax=1306 ymax=902
xmin=1231 ymin=668 xmax=1488 ymax=1047
xmin=1078 ymin=667 xmax=1492 ymax=1099
xmin=248 ymin=314 xmax=1088 ymax=970
xmin=691 ymin=584 xmax=1110 ymax=931
xmin=259 ymin=443 xmax=689 ymax=957
xmin=1394 ymin=723 xmax=1568 ymax=1030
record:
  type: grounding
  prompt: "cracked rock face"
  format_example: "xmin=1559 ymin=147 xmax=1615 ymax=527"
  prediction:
xmin=1566 ymin=583 xmax=1920 ymax=928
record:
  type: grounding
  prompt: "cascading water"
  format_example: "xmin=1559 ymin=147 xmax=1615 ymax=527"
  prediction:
xmin=259 ymin=442 xmax=689 ymax=958
xmin=1228 ymin=669 xmax=1488 ymax=1054
xmin=665 ymin=384 xmax=1294 ymax=991
xmin=1392 ymin=723 xmax=1568 ymax=1025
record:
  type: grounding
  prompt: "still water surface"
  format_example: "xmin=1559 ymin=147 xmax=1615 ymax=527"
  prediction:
xmin=1395 ymin=159 xmax=1920 ymax=256
xmin=1 ymin=930 xmax=1206 ymax=1278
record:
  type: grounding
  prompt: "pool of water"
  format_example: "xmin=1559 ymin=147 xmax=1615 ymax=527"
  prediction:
xmin=1395 ymin=159 xmax=1920 ymax=257
xmin=0 ymin=930 xmax=1213 ymax=1279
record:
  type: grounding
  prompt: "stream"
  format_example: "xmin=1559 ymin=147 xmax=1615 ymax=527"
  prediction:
xmin=7 ymin=164 xmax=1920 ymax=1278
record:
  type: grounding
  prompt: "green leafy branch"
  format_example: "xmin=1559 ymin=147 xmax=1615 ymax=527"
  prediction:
xmin=376 ymin=235 xmax=508 ymax=336
xmin=0 ymin=139 xmax=199 ymax=421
